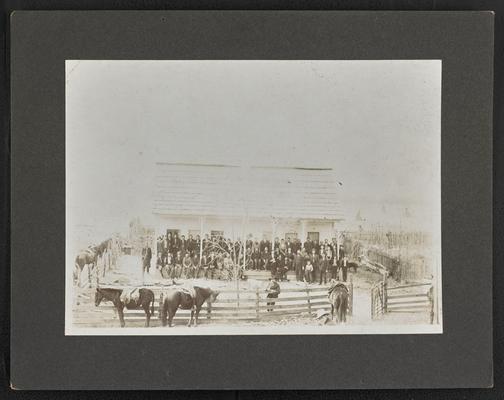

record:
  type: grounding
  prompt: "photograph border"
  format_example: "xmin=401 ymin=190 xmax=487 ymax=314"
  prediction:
xmin=10 ymin=11 xmax=493 ymax=389
xmin=64 ymin=59 xmax=443 ymax=337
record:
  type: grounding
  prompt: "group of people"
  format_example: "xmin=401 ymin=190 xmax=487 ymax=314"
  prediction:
xmin=154 ymin=232 xmax=244 ymax=281
xmin=151 ymin=232 xmax=355 ymax=283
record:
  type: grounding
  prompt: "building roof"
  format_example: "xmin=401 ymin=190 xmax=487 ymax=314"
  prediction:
xmin=153 ymin=163 xmax=345 ymax=221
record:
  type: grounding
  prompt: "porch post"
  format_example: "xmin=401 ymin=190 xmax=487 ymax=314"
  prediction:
xmin=336 ymin=231 xmax=340 ymax=260
xmin=301 ymin=220 xmax=307 ymax=247
xmin=271 ymin=218 xmax=277 ymax=253
xmin=199 ymin=216 xmax=204 ymax=263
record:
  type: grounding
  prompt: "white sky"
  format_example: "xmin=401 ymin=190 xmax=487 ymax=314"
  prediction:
xmin=66 ymin=60 xmax=441 ymax=238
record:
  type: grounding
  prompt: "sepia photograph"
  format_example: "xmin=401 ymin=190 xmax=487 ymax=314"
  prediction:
xmin=65 ymin=60 xmax=442 ymax=335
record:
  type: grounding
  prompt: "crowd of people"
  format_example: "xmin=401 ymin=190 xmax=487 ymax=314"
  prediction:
xmin=152 ymin=232 xmax=355 ymax=284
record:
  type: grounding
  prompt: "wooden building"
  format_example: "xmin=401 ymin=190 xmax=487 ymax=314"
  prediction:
xmin=152 ymin=163 xmax=345 ymax=248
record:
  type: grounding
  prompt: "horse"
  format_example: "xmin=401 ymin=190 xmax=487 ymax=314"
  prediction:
xmin=159 ymin=286 xmax=219 ymax=327
xmin=94 ymin=287 xmax=155 ymax=327
xmin=75 ymin=247 xmax=98 ymax=287
xmin=328 ymin=283 xmax=349 ymax=323
xmin=75 ymin=239 xmax=111 ymax=287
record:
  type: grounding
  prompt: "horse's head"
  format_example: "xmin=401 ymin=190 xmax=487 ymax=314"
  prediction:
xmin=95 ymin=288 xmax=103 ymax=307
xmin=208 ymin=290 xmax=220 ymax=304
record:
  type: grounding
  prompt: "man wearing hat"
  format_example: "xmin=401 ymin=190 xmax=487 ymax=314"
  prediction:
xmin=265 ymin=277 xmax=281 ymax=312
xmin=293 ymin=249 xmax=304 ymax=282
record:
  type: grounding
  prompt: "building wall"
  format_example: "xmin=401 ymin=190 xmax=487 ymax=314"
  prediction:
xmin=154 ymin=214 xmax=339 ymax=243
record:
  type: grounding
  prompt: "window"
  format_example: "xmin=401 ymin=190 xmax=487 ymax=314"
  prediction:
xmin=307 ymin=232 xmax=319 ymax=242
xmin=285 ymin=232 xmax=298 ymax=240
xmin=166 ymin=229 xmax=179 ymax=236
xmin=211 ymin=230 xmax=224 ymax=239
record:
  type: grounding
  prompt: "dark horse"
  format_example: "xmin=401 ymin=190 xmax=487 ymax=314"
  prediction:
xmin=159 ymin=286 xmax=219 ymax=327
xmin=328 ymin=283 xmax=349 ymax=323
xmin=75 ymin=248 xmax=97 ymax=288
xmin=75 ymin=239 xmax=111 ymax=287
xmin=95 ymin=287 xmax=155 ymax=327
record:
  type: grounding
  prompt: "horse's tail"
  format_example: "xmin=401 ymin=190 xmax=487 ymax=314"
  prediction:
xmin=159 ymin=292 xmax=164 ymax=322
xmin=341 ymin=292 xmax=349 ymax=321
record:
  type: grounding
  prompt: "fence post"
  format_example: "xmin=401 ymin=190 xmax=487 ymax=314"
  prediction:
xmin=255 ymin=288 xmax=260 ymax=321
xmin=306 ymin=287 xmax=312 ymax=315
xmin=382 ymin=274 xmax=388 ymax=314
xmin=207 ymin=302 xmax=212 ymax=320
xmin=429 ymin=285 xmax=435 ymax=324
xmin=95 ymin=257 xmax=100 ymax=287
xmin=371 ymin=286 xmax=375 ymax=319
xmin=348 ymin=278 xmax=353 ymax=317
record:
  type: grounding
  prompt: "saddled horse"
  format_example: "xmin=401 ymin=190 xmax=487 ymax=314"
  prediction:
xmin=328 ymin=282 xmax=349 ymax=323
xmin=159 ymin=286 xmax=219 ymax=327
xmin=94 ymin=287 xmax=155 ymax=327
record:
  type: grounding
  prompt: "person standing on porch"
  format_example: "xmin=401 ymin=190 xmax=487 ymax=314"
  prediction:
xmin=319 ymin=253 xmax=328 ymax=285
xmin=304 ymin=237 xmax=313 ymax=254
xmin=156 ymin=236 xmax=163 ymax=267
xmin=310 ymin=248 xmax=320 ymax=283
xmin=261 ymin=247 xmax=270 ymax=271
xmin=305 ymin=260 xmax=314 ymax=284
xmin=293 ymin=249 xmax=304 ymax=281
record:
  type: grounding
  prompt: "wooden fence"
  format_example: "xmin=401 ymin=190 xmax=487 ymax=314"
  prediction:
xmin=371 ymin=282 xmax=434 ymax=323
xmin=371 ymin=280 xmax=386 ymax=319
xmin=73 ymin=283 xmax=353 ymax=328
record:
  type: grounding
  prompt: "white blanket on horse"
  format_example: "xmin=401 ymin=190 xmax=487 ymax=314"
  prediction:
xmin=180 ymin=285 xmax=197 ymax=300
xmin=120 ymin=287 xmax=140 ymax=304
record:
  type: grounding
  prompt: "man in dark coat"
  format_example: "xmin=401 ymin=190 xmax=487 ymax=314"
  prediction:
xmin=269 ymin=254 xmax=278 ymax=278
xmin=293 ymin=249 xmax=304 ymax=281
xmin=281 ymin=250 xmax=292 ymax=281
xmin=341 ymin=256 xmax=349 ymax=282
xmin=187 ymin=234 xmax=195 ymax=255
xmin=309 ymin=249 xmax=320 ymax=283
xmin=304 ymin=238 xmax=313 ymax=255
xmin=261 ymin=247 xmax=270 ymax=271
xmin=260 ymin=239 xmax=267 ymax=253
xmin=251 ymin=247 xmax=260 ymax=270
xmin=319 ymin=253 xmax=328 ymax=285
xmin=265 ymin=277 xmax=281 ymax=312
xmin=141 ymin=244 xmax=152 ymax=274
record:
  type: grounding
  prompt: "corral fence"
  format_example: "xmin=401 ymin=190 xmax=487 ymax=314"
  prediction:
xmin=73 ymin=282 xmax=353 ymax=328
xmin=371 ymin=281 xmax=434 ymax=323
xmin=366 ymin=248 xmax=430 ymax=282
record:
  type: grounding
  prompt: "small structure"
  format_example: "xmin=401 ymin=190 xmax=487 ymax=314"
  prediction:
xmin=122 ymin=244 xmax=133 ymax=255
xmin=152 ymin=163 xmax=345 ymax=248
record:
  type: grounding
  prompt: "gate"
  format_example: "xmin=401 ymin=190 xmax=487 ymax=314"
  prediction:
xmin=371 ymin=281 xmax=434 ymax=323
xmin=371 ymin=280 xmax=386 ymax=319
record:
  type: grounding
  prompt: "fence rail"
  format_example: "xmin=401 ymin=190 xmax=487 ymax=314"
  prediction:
xmin=73 ymin=282 xmax=353 ymax=327
xmin=371 ymin=281 xmax=434 ymax=323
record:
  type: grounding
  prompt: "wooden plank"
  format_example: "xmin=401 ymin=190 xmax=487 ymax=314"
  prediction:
xmin=387 ymin=305 xmax=431 ymax=311
xmin=387 ymin=300 xmax=431 ymax=306
xmin=258 ymin=294 xmax=325 ymax=303
xmin=387 ymin=293 xmax=429 ymax=300
xmin=386 ymin=283 xmax=432 ymax=291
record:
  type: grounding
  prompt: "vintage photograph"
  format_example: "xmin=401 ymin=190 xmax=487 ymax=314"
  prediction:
xmin=65 ymin=60 xmax=442 ymax=335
